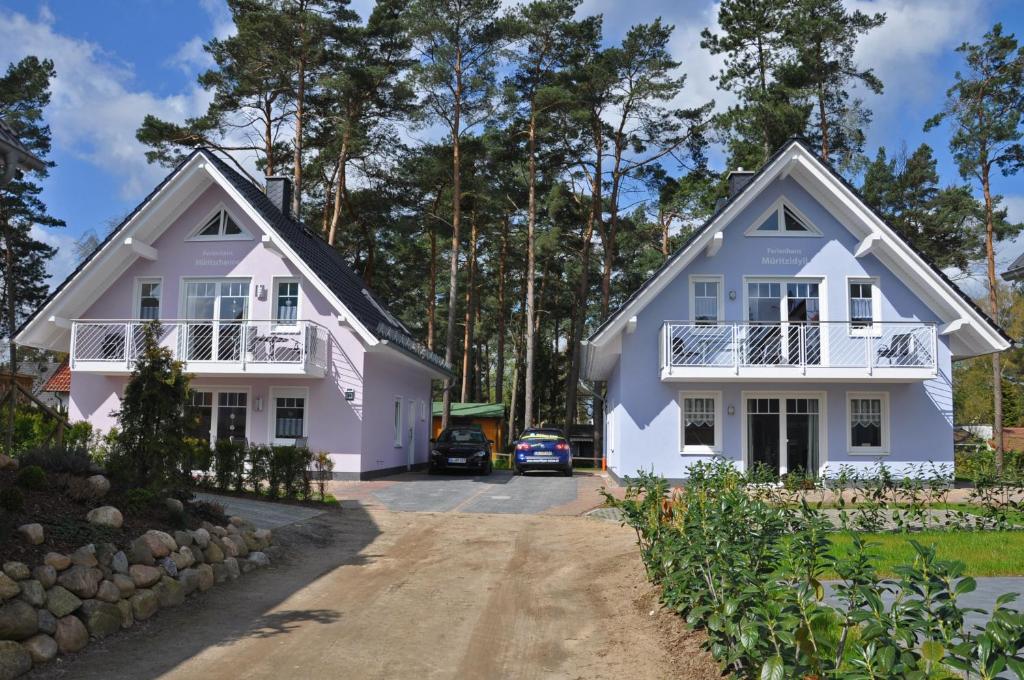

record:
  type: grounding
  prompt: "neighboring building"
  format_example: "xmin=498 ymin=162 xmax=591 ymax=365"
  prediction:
xmin=582 ymin=139 xmax=1010 ymax=483
xmin=432 ymin=402 xmax=506 ymax=450
xmin=40 ymin=361 xmax=71 ymax=412
xmin=15 ymin=149 xmax=451 ymax=479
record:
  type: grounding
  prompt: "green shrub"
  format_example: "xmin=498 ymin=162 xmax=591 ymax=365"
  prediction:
xmin=15 ymin=465 xmax=47 ymax=491
xmin=269 ymin=445 xmax=312 ymax=499
xmin=247 ymin=445 xmax=272 ymax=495
xmin=122 ymin=488 xmax=158 ymax=514
xmin=18 ymin=446 xmax=93 ymax=475
xmin=212 ymin=440 xmax=246 ymax=492
xmin=312 ymin=452 xmax=334 ymax=501
xmin=64 ymin=421 xmax=94 ymax=451
xmin=0 ymin=487 xmax=25 ymax=513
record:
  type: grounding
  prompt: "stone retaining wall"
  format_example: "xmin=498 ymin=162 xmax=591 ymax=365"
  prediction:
xmin=0 ymin=515 xmax=274 ymax=679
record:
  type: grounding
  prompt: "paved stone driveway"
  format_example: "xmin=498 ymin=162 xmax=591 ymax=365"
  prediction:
xmin=194 ymin=492 xmax=326 ymax=529
xmin=369 ymin=470 xmax=581 ymax=514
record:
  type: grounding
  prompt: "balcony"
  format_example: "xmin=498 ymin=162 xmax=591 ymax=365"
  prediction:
xmin=70 ymin=319 xmax=329 ymax=377
xmin=660 ymin=321 xmax=937 ymax=382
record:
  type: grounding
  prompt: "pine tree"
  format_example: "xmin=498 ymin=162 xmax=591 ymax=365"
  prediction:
xmin=927 ymin=23 xmax=1024 ymax=472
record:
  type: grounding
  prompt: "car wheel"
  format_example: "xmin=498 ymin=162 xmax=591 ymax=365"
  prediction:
xmin=564 ymin=467 xmax=573 ymax=477
xmin=513 ymin=466 xmax=522 ymax=476
xmin=428 ymin=465 xmax=439 ymax=475
xmin=484 ymin=462 xmax=493 ymax=476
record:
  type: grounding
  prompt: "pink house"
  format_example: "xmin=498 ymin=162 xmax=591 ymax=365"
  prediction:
xmin=15 ymin=149 xmax=452 ymax=479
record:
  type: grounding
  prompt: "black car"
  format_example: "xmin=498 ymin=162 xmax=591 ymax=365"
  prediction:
xmin=429 ymin=426 xmax=493 ymax=475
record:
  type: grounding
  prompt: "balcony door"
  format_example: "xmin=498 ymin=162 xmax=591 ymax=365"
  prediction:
xmin=183 ymin=280 xmax=250 ymax=361
xmin=745 ymin=279 xmax=821 ymax=365
xmin=745 ymin=393 xmax=823 ymax=477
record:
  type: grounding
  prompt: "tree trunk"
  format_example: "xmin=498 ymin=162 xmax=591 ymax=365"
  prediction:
xmin=441 ymin=46 xmax=464 ymax=429
xmin=982 ymin=166 xmax=1003 ymax=472
xmin=293 ymin=54 xmax=305 ymax=216
xmin=263 ymin=98 xmax=276 ymax=176
xmin=327 ymin=128 xmax=350 ymax=247
xmin=818 ymin=76 xmax=829 ymax=163
xmin=460 ymin=217 xmax=478 ymax=402
xmin=524 ymin=110 xmax=538 ymax=429
xmin=427 ymin=221 xmax=437 ymax=352
xmin=495 ymin=214 xmax=508 ymax=406
xmin=4 ymin=232 xmax=16 ymax=456
xmin=601 ymin=123 xmax=624 ymax=317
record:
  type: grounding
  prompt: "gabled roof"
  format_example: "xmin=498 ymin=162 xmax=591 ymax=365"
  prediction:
xmin=1002 ymin=250 xmax=1024 ymax=282
xmin=585 ymin=138 xmax=1010 ymax=363
xmin=16 ymin=148 xmax=451 ymax=376
xmin=0 ymin=119 xmax=44 ymax=173
xmin=41 ymin=361 xmax=70 ymax=393
xmin=431 ymin=401 xmax=505 ymax=419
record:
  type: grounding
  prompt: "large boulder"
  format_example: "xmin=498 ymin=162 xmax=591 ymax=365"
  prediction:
xmin=0 ymin=455 xmax=15 ymax=471
xmin=196 ymin=564 xmax=215 ymax=592
xmin=35 ymin=610 xmax=56 ymax=637
xmin=31 ymin=566 xmax=55 ymax=590
xmin=242 ymin=532 xmax=261 ymax=552
xmin=112 ymin=574 xmax=135 ymax=598
xmin=204 ymin=542 xmax=225 ymax=564
xmin=128 ymin=565 xmax=161 ymax=589
xmin=0 ymin=640 xmax=31 ymax=679
xmin=191 ymin=528 xmax=211 ymax=549
xmin=253 ymin=528 xmax=272 ymax=549
xmin=86 ymin=506 xmax=123 ymax=529
xmin=0 ymin=576 xmax=19 ymax=602
xmin=173 ymin=530 xmax=193 ymax=548
xmin=0 ymin=565 xmax=28 ymax=583
xmin=45 ymin=586 xmax=82 ymax=618
xmin=16 ymin=581 xmax=44 ymax=609
xmin=56 ymin=566 xmax=102 ymax=599
xmin=145 ymin=530 xmax=177 ymax=556
xmin=54 ymin=616 xmax=88 ymax=654
xmin=85 ymin=474 xmax=111 ymax=499
xmin=153 ymin=576 xmax=184 ymax=608
xmin=111 ymin=551 xmax=129 ymax=575
xmin=0 ymin=601 xmax=37 ymax=641
xmin=69 ymin=545 xmax=98 ymax=568
xmin=115 ymin=599 xmax=133 ymax=629
xmin=128 ymin=537 xmax=156 ymax=566
xmin=165 ymin=498 xmax=183 ymax=514
xmin=96 ymin=580 xmax=121 ymax=604
xmin=223 ymin=558 xmax=240 ymax=580
xmin=21 ymin=633 xmax=57 ymax=665
xmin=129 ymin=590 xmax=159 ymax=621
xmin=76 ymin=600 xmax=122 ymax=639
xmin=211 ymin=563 xmax=228 ymax=584
xmin=158 ymin=557 xmax=178 ymax=578
xmin=177 ymin=569 xmax=200 ymax=596
xmin=16 ymin=525 xmax=42 ymax=546
xmin=42 ymin=553 xmax=70 ymax=571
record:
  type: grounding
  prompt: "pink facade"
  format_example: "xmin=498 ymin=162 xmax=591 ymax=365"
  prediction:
xmin=22 ymin=157 xmax=446 ymax=479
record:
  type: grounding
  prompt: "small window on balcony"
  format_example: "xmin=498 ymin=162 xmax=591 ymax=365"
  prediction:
xmin=188 ymin=207 xmax=252 ymax=241
xmin=848 ymin=279 xmax=879 ymax=335
xmin=679 ymin=391 xmax=721 ymax=453
xmin=273 ymin=279 xmax=300 ymax=327
xmin=137 ymin=279 xmax=161 ymax=320
xmin=690 ymin=277 xmax=722 ymax=324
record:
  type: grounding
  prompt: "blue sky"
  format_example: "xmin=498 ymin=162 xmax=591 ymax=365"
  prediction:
xmin=1 ymin=0 xmax=1023 ymax=295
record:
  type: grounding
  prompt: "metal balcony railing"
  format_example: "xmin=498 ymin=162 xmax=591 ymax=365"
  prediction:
xmin=661 ymin=321 xmax=937 ymax=374
xmin=70 ymin=319 xmax=329 ymax=373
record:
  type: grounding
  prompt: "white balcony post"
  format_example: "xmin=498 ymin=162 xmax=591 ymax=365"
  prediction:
xmin=733 ymin=324 xmax=739 ymax=375
xmin=799 ymin=324 xmax=806 ymax=374
xmin=124 ymin=322 xmax=131 ymax=369
xmin=300 ymin=322 xmax=307 ymax=367
xmin=931 ymin=324 xmax=938 ymax=372
xmin=866 ymin=328 xmax=873 ymax=376
xmin=241 ymin=321 xmax=248 ymax=371
xmin=69 ymin=323 xmax=77 ymax=370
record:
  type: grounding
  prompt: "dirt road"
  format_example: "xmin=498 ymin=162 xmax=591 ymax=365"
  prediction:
xmin=33 ymin=502 xmax=718 ymax=679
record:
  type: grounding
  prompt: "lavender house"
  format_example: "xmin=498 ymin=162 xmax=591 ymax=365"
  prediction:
xmin=15 ymin=149 xmax=451 ymax=479
xmin=583 ymin=140 xmax=1010 ymax=482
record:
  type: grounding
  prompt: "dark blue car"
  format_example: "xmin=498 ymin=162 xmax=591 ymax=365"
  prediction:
xmin=513 ymin=428 xmax=573 ymax=477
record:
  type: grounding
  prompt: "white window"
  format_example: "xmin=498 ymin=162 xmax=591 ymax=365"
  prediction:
xmin=137 ymin=278 xmax=161 ymax=320
xmin=847 ymin=278 xmax=880 ymax=334
xmin=847 ymin=392 xmax=889 ymax=454
xmin=188 ymin=206 xmax=251 ymax=241
xmin=745 ymin=199 xmax=821 ymax=237
xmin=679 ymin=391 xmax=722 ymax=453
xmin=269 ymin=387 xmax=308 ymax=444
xmin=184 ymin=388 xmax=249 ymax=447
xmin=273 ymin=278 xmax=300 ymax=326
xmin=690 ymin=276 xmax=723 ymax=324
xmin=393 ymin=398 xmax=403 ymax=447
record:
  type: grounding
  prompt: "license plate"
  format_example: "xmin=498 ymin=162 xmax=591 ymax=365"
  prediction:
xmin=448 ymin=457 xmax=467 ymax=464
xmin=526 ymin=457 xmax=556 ymax=463
xmin=532 ymin=450 xmax=551 ymax=455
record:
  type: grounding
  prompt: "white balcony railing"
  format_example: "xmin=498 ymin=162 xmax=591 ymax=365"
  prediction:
xmin=660 ymin=321 xmax=937 ymax=379
xmin=70 ymin=319 xmax=329 ymax=375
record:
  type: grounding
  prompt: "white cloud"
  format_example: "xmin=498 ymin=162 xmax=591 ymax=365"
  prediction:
xmin=0 ymin=8 xmax=214 ymax=199
xmin=29 ymin=224 xmax=78 ymax=288
xmin=166 ymin=36 xmax=213 ymax=76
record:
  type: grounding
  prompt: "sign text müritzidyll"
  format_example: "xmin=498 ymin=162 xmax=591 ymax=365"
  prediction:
xmin=762 ymin=247 xmax=808 ymax=266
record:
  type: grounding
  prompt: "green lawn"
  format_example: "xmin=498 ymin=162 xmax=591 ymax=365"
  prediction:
xmin=826 ymin=531 xmax=1024 ymax=577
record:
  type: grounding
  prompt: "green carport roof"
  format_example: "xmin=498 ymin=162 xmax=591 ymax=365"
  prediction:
xmin=431 ymin=402 xmax=505 ymax=419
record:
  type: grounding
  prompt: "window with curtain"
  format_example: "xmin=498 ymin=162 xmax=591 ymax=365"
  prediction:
xmin=693 ymin=281 xmax=719 ymax=323
xmin=138 ymin=280 xmax=161 ymax=320
xmin=276 ymin=281 xmax=299 ymax=323
xmin=849 ymin=282 xmax=874 ymax=327
xmin=393 ymin=399 xmax=402 ymax=446
xmin=682 ymin=397 xmax=715 ymax=447
xmin=850 ymin=397 xmax=882 ymax=447
xmin=275 ymin=396 xmax=305 ymax=439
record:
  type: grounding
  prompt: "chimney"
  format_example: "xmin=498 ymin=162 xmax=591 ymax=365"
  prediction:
xmin=265 ymin=176 xmax=292 ymax=218
xmin=727 ymin=168 xmax=754 ymax=198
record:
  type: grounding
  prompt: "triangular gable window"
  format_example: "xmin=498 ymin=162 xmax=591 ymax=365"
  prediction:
xmin=745 ymin=199 xmax=821 ymax=237
xmin=188 ymin=208 xmax=252 ymax=241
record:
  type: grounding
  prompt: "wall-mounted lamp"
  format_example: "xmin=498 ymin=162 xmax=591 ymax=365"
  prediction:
xmin=727 ymin=404 xmax=735 ymax=416
xmin=344 ymin=388 xmax=356 ymax=401
xmin=255 ymin=396 xmax=263 ymax=412
xmin=255 ymin=284 xmax=267 ymax=301
xmin=728 ymin=290 xmax=737 ymax=301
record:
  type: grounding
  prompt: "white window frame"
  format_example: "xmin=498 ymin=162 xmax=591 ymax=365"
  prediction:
xmin=271 ymin=277 xmax=301 ymax=331
xmin=393 ymin=396 xmax=403 ymax=448
xmin=744 ymin=197 xmax=822 ymax=237
xmin=186 ymin=386 xmax=252 ymax=448
xmin=186 ymin=203 xmax=253 ymax=242
xmin=846 ymin=391 xmax=890 ymax=455
xmin=846 ymin=276 xmax=881 ymax=337
xmin=679 ymin=390 xmax=722 ymax=454
xmin=740 ymin=390 xmax=829 ymax=475
xmin=689 ymin=275 xmax=724 ymax=323
xmin=268 ymin=386 xmax=309 ymax=446
xmin=134 ymin=276 xmax=163 ymax=320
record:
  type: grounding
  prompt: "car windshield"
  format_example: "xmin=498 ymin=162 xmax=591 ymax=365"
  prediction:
xmin=441 ymin=429 xmax=485 ymax=444
xmin=521 ymin=433 xmax=564 ymax=443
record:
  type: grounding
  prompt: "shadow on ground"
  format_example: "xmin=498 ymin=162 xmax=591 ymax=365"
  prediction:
xmin=30 ymin=502 xmax=379 ymax=680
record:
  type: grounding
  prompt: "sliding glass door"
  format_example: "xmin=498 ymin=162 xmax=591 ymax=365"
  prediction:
xmin=183 ymin=280 xmax=250 ymax=362
xmin=746 ymin=279 xmax=821 ymax=365
xmin=746 ymin=394 xmax=823 ymax=477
